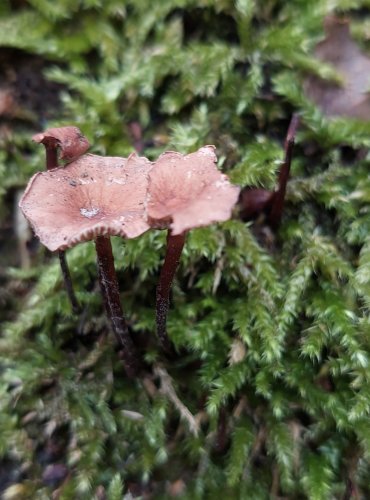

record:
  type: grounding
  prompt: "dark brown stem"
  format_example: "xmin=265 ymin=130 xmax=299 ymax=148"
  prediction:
xmin=45 ymin=142 xmax=58 ymax=171
xmin=95 ymin=235 xmax=141 ymax=377
xmin=268 ymin=113 xmax=300 ymax=228
xmin=40 ymin=139 xmax=80 ymax=314
xmin=58 ymin=251 xmax=80 ymax=315
xmin=156 ymin=230 xmax=187 ymax=353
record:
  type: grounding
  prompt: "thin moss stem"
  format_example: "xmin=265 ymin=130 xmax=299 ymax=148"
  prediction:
xmin=156 ymin=230 xmax=186 ymax=353
xmin=95 ymin=235 xmax=141 ymax=377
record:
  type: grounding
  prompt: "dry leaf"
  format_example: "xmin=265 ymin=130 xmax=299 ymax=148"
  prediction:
xmin=305 ymin=17 xmax=370 ymax=119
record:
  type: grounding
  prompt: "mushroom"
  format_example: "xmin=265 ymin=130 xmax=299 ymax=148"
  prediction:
xmin=19 ymin=152 xmax=151 ymax=377
xmin=32 ymin=126 xmax=91 ymax=314
xmin=239 ymin=114 xmax=300 ymax=228
xmin=33 ymin=126 xmax=90 ymax=167
xmin=146 ymin=145 xmax=240 ymax=352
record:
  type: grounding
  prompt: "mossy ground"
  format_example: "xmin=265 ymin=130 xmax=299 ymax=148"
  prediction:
xmin=1 ymin=1 xmax=370 ymax=498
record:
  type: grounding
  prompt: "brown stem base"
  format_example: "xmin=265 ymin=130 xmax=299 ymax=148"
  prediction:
xmin=156 ymin=231 xmax=186 ymax=353
xmin=58 ymin=250 xmax=80 ymax=314
xmin=95 ymin=235 xmax=141 ymax=377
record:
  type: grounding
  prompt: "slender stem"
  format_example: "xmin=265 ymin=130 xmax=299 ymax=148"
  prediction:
xmin=268 ymin=113 xmax=300 ymax=228
xmin=40 ymin=139 xmax=80 ymax=314
xmin=156 ymin=230 xmax=186 ymax=353
xmin=58 ymin=251 xmax=80 ymax=314
xmin=45 ymin=142 xmax=58 ymax=171
xmin=95 ymin=235 xmax=141 ymax=377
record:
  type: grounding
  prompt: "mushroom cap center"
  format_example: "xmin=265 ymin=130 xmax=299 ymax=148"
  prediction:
xmin=80 ymin=207 xmax=100 ymax=218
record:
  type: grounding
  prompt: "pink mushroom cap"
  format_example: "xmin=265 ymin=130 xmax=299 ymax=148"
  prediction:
xmin=32 ymin=126 xmax=90 ymax=161
xmin=147 ymin=145 xmax=240 ymax=235
xmin=19 ymin=153 xmax=151 ymax=251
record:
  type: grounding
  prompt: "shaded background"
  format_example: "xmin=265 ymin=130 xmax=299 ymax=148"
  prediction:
xmin=1 ymin=0 xmax=370 ymax=498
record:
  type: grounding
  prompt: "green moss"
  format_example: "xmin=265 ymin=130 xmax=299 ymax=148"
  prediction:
xmin=1 ymin=0 xmax=370 ymax=497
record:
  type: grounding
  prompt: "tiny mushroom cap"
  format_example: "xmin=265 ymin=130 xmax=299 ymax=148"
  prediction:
xmin=146 ymin=145 xmax=240 ymax=235
xmin=32 ymin=126 xmax=90 ymax=161
xmin=19 ymin=153 xmax=151 ymax=252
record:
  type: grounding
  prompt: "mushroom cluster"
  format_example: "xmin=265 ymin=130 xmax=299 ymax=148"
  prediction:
xmin=20 ymin=127 xmax=240 ymax=375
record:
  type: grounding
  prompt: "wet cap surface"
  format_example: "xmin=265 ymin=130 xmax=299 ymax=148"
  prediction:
xmin=20 ymin=153 xmax=151 ymax=251
xmin=147 ymin=146 xmax=240 ymax=234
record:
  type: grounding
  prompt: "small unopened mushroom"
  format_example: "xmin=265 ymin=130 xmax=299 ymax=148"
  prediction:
xmin=239 ymin=114 xmax=300 ymax=228
xmin=33 ymin=126 xmax=90 ymax=167
xmin=20 ymin=152 xmax=151 ymax=376
xmin=32 ymin=126 xmax=90 ymax=314
xmin=147 ymin=145 xmax=240 ymax=351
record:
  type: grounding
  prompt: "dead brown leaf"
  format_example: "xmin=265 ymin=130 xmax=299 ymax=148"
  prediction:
xmin=305 ymin=17 xmax=370 ymax=120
